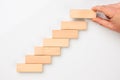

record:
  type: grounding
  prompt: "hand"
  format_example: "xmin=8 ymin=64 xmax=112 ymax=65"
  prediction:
xmin=92 ymin=3 xmax=120 ymax=33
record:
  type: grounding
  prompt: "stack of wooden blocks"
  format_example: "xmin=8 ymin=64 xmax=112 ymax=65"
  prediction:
xmin=17 ymin=9 xmax=96 ymax=72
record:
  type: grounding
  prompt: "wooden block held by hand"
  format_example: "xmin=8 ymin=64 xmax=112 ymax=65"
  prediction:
xmin=26 ymin=55 xmax=51 ymax=64
xmin=61 ymin=21 xmax=87 ymax=30
xmin=70 ymin=9 xmax=96 ymax=18
xmin=35 ymin=47 xmax=61 ymax=56
xmin=43 ymin=39 xmax=69 ymax=47
xmin=53 ymin=30 xmax=78 ymax=39
xmin=17 ymin=64 xmax=43 ymax=72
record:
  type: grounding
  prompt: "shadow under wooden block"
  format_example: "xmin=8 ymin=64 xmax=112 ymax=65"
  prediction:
xmin=43 ymin=39 xmax=69 ymax=47
xmin=61 ymin=21 xmax=87 ymax=30
xmin=25 ymin=55 xmax=51 ymax=64
xmin=35 ymin=47 xmax=61 ymax=56
xmin=70 ymin=9 xmax=96 ymax=18
xmin=17 ymin=64 xmax=43 ymax=73
xmin=53 ymin=30 xmax=78 ymax=39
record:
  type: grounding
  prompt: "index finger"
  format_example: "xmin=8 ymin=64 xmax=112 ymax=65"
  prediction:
xmin=92 ymin=6 xmax=113 ymax=18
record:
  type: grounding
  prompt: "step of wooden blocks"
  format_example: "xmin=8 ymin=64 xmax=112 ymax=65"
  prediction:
xmin=35 ymin=47 xmax=61 ymax=56
xmin=70 ymin=9 xmax=96 ymax=18
xmin=17 ymin=64 xmax=43 ymax=72
xmin=43 ymin=39 xmax=69 ymax=47
xmin=53 ymin=30 xmax=78 ymax=39
xmin=26 ymin=55 xmax=51 ymax=64
xmin=61 ymin=21 xmax=87 ymax=30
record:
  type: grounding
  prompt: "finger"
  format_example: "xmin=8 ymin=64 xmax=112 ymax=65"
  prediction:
xmin=92 ymin=6 xmax=113 ymax=18
xmin=92 ymin=17 xmax=115 ymax=30
xmin=107 ymin=4 xmax=120 ymax=8
xmin=115 ymin=29 xmax=120 ymax=33
xmin=109 ymin=2 xmax=120 ymax=7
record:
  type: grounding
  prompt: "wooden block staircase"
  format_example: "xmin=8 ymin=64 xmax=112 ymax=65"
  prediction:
xmin=17 ymin=9 xmax=96 ymax=73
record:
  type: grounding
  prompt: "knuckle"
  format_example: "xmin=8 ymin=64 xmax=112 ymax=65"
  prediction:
xmin=100 ymin=6 xmax=106 ymax=9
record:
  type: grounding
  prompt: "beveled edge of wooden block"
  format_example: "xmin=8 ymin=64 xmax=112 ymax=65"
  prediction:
xmin=17 ymin=63 xmax=43 ymax=73
xmin=70 ymin=9 xmax=96 ymax=18
xmin=43 ymin=39 xmax=70 ymax=47
xmin=61 ymin=21 xmax=88 ymax=30
xmin=52 ymin=29 xmax=79 ymax=32
xmin=34 ymin=46 xmax=61 ymax=56
xmin=25 ymin=55 xmax=51 ymax=57
xmin=25 ymin=55 xmax=52 ymax=64
xmin=52 ymin=30 xmax=79 ymax=39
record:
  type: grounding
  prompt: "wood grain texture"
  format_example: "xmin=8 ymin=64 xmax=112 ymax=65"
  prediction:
xmin=53 ymin=30 xmax=78 ymax=39
xmin=43 ymin=39 xmax=69 ymax=47
xmin=25 ymin=55 xmax=51 ymax=64
xmin=17 ymin=64 xmax=43 ymax=72
xmin=35 ymin=47 xmax=61 ymax=56
xmin=70 ymin=9 xmax=96 ymax=18
xmin=61 ymin=21 xmax=87 ymax=30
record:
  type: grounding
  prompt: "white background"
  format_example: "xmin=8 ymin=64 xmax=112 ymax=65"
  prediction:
xmin=0 ymin=0 xmax=120 ymax=80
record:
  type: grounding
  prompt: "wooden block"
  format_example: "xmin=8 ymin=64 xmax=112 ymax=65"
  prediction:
xmin=26 ymin=55 xmax=51 ymax=64
xmin=61 ymin=21 xmax=87 ymax=30
xmin=43 ymin=39 xmax=69 ymax=47
xmin=70 ymin=9 xmax=96 ymax=18
xmin=17 ymin=64 xmax=43 ymax=72
xmin=35 ymin=47 xmax=61 ymax=56
xmin=53 ymin=30 xmax=78 ymax=39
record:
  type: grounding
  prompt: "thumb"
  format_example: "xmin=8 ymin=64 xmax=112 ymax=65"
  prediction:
xmin=92 ymin=17 xmax=115 ymax=30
